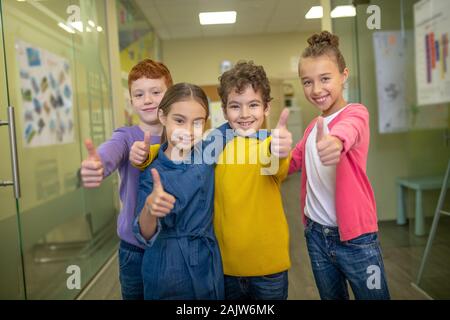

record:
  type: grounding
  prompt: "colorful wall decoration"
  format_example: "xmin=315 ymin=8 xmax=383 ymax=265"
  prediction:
xmin=373 ymin=31 xmax=448 ymax=133
xmin=15 ymin=39 xmax=74 ymax=147
xmin=414 ymin=0 xmax=450 ymax=105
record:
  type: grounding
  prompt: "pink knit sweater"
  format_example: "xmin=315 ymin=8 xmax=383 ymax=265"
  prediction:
xmin=289 ymin=103 xmax=378 ymax=241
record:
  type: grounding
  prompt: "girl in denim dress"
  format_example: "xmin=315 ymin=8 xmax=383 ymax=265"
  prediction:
xmin=133 ymin=83 xmax=224 ymax=300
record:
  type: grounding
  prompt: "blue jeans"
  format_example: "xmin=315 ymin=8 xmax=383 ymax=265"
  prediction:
xmin=224 ymin=271 xmax=288 ymax=300
xmin=118 ymin=240 xmax=145 ymax=300
xmin=304 ymin=217 xmax=390 ymax=300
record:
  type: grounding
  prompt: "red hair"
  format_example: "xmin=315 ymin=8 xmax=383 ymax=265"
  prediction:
xmin=128 ymin=59 xmax=173 ymax=93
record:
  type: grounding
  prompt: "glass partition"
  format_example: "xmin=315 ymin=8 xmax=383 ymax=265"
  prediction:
xmin=0 ymin=0 xmax=119 ymax=299
xmin=396 ymin=0 xmax=450 ymax=299
xmin=116 ymin=0 xmax=159 ymax=126
xmin=332 ymin=0 xmax=450 ymax=299
xmin=0 ymin=5 xmax=26 ymax=300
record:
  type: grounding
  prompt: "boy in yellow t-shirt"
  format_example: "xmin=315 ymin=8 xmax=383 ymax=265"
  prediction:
xmin=214 ymin=61 xmax=292 ymax=299
xmin=131 ymin=61 xmax=293 ymax=300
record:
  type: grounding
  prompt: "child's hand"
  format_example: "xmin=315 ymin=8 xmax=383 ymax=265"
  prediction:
xmin=271 ymin=108 xmax=293 ymax=158
xmin=81 ymin=139 xmax=104 ymax=188
xmin=145 ymin=168 xmax=176 ymax=218
xmin=316 ymin=117 xmax=343 ymax=166
xmin=130 ymin=131 xmax=151 ymax=165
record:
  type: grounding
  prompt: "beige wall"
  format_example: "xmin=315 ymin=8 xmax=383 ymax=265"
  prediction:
xmin=162 ymin=31 xmax=321 ymax=132
xmin=162 ymin=32 xmax=314 ymax=85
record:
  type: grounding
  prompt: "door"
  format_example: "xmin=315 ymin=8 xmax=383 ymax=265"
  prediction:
xmin=0 ymin=6 xmax=26 ymax=300
xmin=0 ymin=0 xmax=119 ymax=299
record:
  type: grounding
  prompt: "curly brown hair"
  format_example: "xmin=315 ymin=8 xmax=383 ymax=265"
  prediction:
xmin=300 ymin=31 xmax=346 ymax=73
xmin=217 ymin=60 xmax=272 ymax=108
xmin=128 ymin=58 xmax=173 ymax=94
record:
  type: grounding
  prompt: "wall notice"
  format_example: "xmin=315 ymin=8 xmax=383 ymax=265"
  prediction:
xmin=16 ymin=39 xmax=74 ymax=147
xmin=414 ymin=0 xmax=450 ymax=106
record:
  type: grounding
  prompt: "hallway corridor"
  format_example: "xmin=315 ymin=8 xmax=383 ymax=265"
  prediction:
xmin=79 ymin=172 xmax=432 ymax=300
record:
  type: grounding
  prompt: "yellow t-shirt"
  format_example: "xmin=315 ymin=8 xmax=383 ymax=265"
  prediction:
xmin=214 ymin=136 xmax=291 ymax=276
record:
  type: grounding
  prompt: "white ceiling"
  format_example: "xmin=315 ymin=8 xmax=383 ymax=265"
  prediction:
xmin=134 ymin=0 xmax=322 ymax=40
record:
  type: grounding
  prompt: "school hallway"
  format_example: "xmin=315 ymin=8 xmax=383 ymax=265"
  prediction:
xmin=1 ymin=0 xmax=449 ymax=301
xmin=79 ymin=172 xmax=434 ymax=300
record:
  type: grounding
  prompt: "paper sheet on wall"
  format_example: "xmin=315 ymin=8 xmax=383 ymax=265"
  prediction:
xmin=414 ymin=0 xmax=450 ymax=106
xmin=373 ymin=31 xmax=448 ymax=133
xmin=15 ymin=39 xmax=74 ymax=147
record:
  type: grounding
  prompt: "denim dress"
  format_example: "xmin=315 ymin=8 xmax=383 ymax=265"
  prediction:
xmin=133 ymin=142 xmax=224 ymax=300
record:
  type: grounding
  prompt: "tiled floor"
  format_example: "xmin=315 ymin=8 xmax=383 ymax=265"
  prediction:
xmin=80 ymin=172 xmax=450 ymax=300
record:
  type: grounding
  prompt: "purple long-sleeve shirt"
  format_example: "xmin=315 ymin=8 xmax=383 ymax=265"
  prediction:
xmin=97 ymin=125 xmax=160 ymax=248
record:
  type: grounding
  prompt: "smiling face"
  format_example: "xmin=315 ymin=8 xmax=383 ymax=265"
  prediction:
xmin=159 ymin=99 xmax=207 ymax=156
xmin=299 ymin=55 xmax=348 ymax=116
xmin=223 ymin=85 xmax=269 ymax=135
xmin=130 ymin=77 xmax=168 ymax=126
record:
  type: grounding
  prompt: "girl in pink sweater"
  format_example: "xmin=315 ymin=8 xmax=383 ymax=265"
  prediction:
xmin=289 ymin=31 xmax=390 ymax=300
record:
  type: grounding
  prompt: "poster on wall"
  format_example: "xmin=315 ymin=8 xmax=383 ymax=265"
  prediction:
xmin=414 ymin=0 xmax=450 ymax=106
xmin=15 ymin=39 xmax=74 ymax=147
xmin=373 ymin=31 xmax=448 ymax=133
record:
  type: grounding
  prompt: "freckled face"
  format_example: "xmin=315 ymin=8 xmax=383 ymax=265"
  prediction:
xmin=130 ymin=77 xmax=168 ymax=125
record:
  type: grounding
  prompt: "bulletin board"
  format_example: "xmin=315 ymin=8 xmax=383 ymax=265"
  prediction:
xmin=373 ymin=31 xmax=448 ymax=133
xmin=15 ymin=39 xmax=74 ymax=147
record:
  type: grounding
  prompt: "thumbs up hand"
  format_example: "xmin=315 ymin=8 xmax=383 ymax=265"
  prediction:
xmin=271 ymin=108 xmax=293 ymax=158
xmin=316 ymin=117 xmax=343 ymax=166
xmin=81 ymin=139 xmax=104 ymax=188
xmin=130 ymin=131 xmax=151 ymax=166
xmin=144 ymin=168 xmax=176 ymax=218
